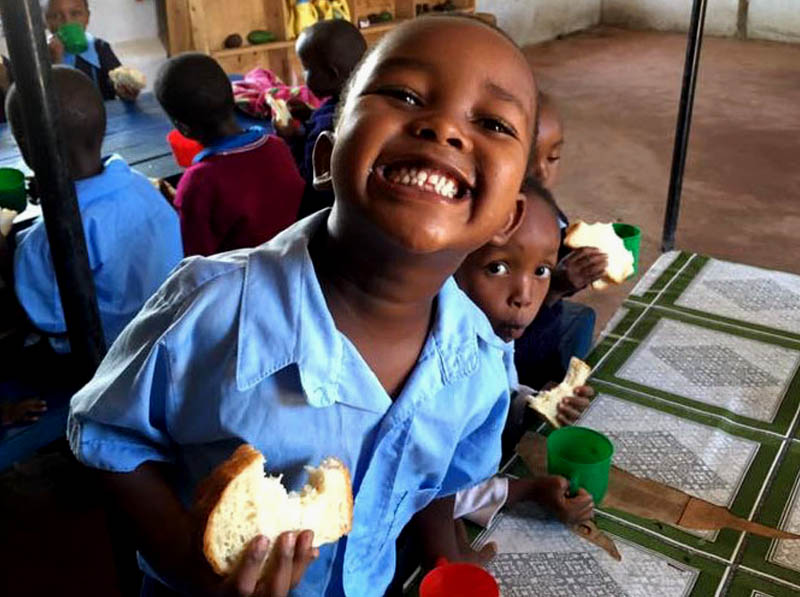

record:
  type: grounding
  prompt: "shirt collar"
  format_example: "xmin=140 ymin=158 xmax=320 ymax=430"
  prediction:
xmin=73 ymin=155 xmax=131 ymax=206
xmin=235 ymin=210 xmax=510 ymax=406
xmin=62 ymin=31 xmax=100 ymax=69
xmin=193 ymin=126 xmax=269 ymax=163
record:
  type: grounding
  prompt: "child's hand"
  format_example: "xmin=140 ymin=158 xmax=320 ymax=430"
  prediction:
xmin=219 ymin=531 xmax=318 ymax=597
xmin=1 ymin=398 xmax=48 ymax=426
xmin=553 ymin=247 xmax=608 ymax=294
xmin=114 ymin=82 xmax=141 ymax=102
xmin=556 ymin=385 xmax=593 ymax=426
xmin=531 ymin=476 xmax=594 ymax=525
xmin=0 ymin=209 xmax=18 ymax=237
xmin=48 ymin=35 xmax=65 ymax=64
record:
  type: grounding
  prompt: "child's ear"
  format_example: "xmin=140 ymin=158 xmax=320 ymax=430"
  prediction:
xmin=490 ymin=193 xmax=527 ymax=245
xmin=312 ymin=131 xmax=335 ymax=190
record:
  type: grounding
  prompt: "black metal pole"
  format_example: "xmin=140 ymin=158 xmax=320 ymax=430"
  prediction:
xmin=1 ymin=0 xmax=105 ymax=378
xmin=661 ymin=0 xmax=709 ymax=252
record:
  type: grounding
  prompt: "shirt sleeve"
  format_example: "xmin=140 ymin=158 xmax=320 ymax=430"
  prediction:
xmin=453 ymin=476 xmax=509 ymax=528
xmin=67 ymin=265 xmax=190 ymax=472
xmin=13 ymin=224 xmax=67 ymax=334
xmin=175 ymin=166 xmax=221 ymax=257
xmin=96 ymin=38 xmax=122 ymax=99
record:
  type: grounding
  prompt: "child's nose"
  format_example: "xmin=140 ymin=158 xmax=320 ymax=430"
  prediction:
xmin=509 ymin=279 xmax=533 ymax=308
xmin=411 ymin=117 xmax=472 ymax=152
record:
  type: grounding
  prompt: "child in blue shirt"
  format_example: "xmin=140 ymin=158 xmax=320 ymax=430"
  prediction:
xmin=1 ymin=0 xmax=138 ymax=123
xmin=68 ymin=14 xmax=537 ymax=597
xmin=1 ymin=66 xmax=182 ymax=353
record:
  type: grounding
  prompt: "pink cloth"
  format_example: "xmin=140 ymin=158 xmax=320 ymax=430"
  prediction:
xmin=232 ymin=68 xmax=323 ymax=121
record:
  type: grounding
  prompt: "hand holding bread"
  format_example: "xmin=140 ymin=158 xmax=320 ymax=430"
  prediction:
xmin=527 ymin=357 xmax=593 ymax=428
xmin=564 ymin=221 xmax=634 ymax=290
xmin=194 ymin=444 xmax=353 ymax=593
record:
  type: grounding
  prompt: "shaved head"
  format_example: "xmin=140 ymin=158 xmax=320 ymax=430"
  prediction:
xmin=7 ymin=65 xmax=105 ymax=174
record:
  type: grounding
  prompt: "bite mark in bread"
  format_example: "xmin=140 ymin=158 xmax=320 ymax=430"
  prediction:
xmin=195 ymin=444 xmax=353 ymax=576
xmin=564 ymin=221 xmax=634 ymax=290
xmin=526 ymin=357 xmax=592 ymax=428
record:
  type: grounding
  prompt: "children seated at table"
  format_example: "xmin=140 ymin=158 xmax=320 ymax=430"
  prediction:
xmin=1 ymin=0 xmax=139 ymax=123
xmin=1 ymin=66 xmax=182 ymax=353
xmin=294 ymin=19 xmax=366 ymax=217
xmin=514 ymin=92 xmax=608 ymax=389
xmin=68 ymin=14 xmax=537 ymax=596
xmin=155 ymin=53 xmax=305 ymax=256
xmin=453 ymin=176 xmax=595 ymax=539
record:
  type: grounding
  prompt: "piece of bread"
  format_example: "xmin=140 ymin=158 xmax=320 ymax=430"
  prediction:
xmin=526 ymin=357 xmax=592 ymax=428
xmin=564 ymin=221 xmax=634 ymax=290
xmin=108 ymin=66 xmax=146 ymax=91
xmin=195 ymin=444 xmax=353 ymax=576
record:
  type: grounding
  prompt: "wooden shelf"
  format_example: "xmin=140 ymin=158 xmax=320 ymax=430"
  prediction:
xmin=162 ymin=0 xmax=478 ymax=82
xmin=212 ymin=39 xmax=296 ymax=59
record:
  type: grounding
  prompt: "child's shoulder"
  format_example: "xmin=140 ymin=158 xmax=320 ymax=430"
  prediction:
xmin=159 ymin=216 xmax=318 ymax=318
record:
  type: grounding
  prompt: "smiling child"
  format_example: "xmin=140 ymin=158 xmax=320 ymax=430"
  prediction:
xmin=68 ymin=15 xmax=537 ymax=597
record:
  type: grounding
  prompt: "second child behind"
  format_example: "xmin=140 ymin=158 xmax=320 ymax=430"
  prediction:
xmin=156 ymin=54 xmax=305 ymax=256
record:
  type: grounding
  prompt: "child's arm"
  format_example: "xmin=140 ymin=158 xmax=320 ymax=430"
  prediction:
xmin=174 ymin=168 xmax=222 ymax=257
xmin=545 ymin=247 xmax=608 ymax=305
xmin=103 ymin=461 xmax=317 ymax=596
xmin=0 ymin=61 xmax=10 ymax=93
xmin=415 ymin=496 xmax=496 ymax=567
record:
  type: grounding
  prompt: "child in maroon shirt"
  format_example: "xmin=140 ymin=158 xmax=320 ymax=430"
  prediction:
xmin=155 ymin=53 xmax=304 ymax=256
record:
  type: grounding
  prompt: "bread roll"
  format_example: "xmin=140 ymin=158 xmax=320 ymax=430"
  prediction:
xmin=196 ymin=444 xmax=353 ymax=575
xmin=526 ymin=357 xmax=592 ymax=428
xmin=108 ymin=66 xmax=146 ymax=91
xmin=564 ymin=221 xmax=634 ymax=290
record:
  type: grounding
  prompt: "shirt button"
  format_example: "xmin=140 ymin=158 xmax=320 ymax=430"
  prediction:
xmin=314 ymin=387 xmax=332 ymax=406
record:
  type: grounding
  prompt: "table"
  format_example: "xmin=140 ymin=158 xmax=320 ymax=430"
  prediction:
xmin=477 ymin=251 xmax=800 ymax=596
xmin=0 ymin=90 xmax=272 ymax=229
xmin=0 ymin=92 xmax=180 ymax=180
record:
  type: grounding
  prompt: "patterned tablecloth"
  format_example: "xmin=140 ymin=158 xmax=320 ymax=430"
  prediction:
xmin=478 ymin=251 xmax=800 ymax=597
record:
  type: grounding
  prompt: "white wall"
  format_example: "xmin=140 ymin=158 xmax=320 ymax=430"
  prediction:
xmin=602 ymin=0 xmax=739 ymax=37
xmin=87 ymin=0 xmax=158 ymax=43
xmin=748 ymin=0 xmax=800 ymax=43
xmin=478 ymin=0 xmax=602 ymax=45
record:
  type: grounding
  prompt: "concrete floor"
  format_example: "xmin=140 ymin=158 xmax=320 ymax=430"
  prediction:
xmin=526 ymin=26 xmax=800 ymax=332
xmin=1 ymin=26 xmax=800 ymax=597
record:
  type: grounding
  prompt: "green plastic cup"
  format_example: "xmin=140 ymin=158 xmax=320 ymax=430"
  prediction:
xmin=57 ymin=22 xmax=89 ymax=55
xmin=613 ymin=222 xmax=641 ymax=277
xmin=0 ymin=168 xmax=27 ymax=212
xmin=547 ymin=426 xmax=614 ymax=503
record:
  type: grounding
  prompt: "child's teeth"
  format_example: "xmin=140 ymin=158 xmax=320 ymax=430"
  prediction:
xmin=402 ymin=174 xmax=411 ymax=184
xmin=417 ymin=171 xmax=428 ymax=184
xmin=429 ymin=174 xmax=440 ymax=185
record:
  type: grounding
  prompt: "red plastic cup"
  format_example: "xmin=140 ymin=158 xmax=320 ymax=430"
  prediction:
xmin=420 ymin=558 xmax=499 ymax=597
xmin=166 ymin=129 xmax=204 ymax=168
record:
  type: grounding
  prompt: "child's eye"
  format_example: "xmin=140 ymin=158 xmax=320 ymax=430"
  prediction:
xmin=547 ymin=155 xmax=561 ymax=164
xmin=374 ymin=87 xmax=423 ymax=107
xmin=476 ymin=117 xmax=517 ymax=138
xmin=486 ymin=262 xmax=510 ymax=276
xmin=534 ymin=266 xmax=552 ymax=279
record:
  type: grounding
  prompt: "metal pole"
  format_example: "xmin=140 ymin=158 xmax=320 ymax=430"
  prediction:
xmin=1 ymin=0 xmax=105 ymax=378
xmin=661 ymin=0 xmax=709 ymax=252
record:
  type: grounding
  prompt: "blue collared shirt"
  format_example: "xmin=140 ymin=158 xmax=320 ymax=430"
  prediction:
xmin=68 ymin=210 xmax=513 ymax=596
xmin=14 ymin=155 xmax=183 ymax=352
xmin=61 ymin=32 xmax=100 ymax=69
